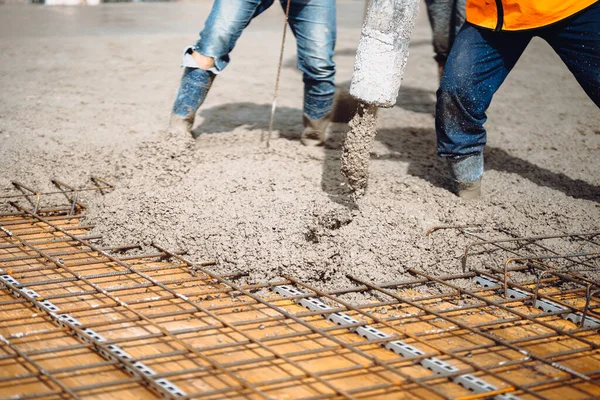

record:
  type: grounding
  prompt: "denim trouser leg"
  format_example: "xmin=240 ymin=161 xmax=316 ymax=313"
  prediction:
xmin=436 ymin=4 xmax=599 ymax=190
xmin=540 ymin=2 xmax=600 ymax=106
xmin=194 ymin=0 xmax=274 ymax=71
xmin=172 ymin=0 xmax=274 ymax=118
xmin=174 ymin=0 xmax=336 ymax=122
xmin=424 ymin=0 xmax=466 ymax=63
xmin=436 ymin=24 xmax=531 ymax=159
xmin=437 ymin=2 xmax=600 ymax=160
xmin=283 ymin=0 xmax=336 ymax=120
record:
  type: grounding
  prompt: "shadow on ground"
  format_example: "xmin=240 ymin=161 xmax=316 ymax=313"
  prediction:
xmin=395 ymin=85 xmax=436 ymax=114
xmin=192 ymin=102 xmax=302 ymax=136
xmin=192 ymin=102 xmax=600 ymax=204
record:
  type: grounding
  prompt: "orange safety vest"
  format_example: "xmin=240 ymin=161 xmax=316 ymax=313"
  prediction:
xmin=466 ymin=0 xmax=598 ymax=31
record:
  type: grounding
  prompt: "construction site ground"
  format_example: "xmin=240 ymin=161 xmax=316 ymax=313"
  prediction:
xmin=1 ymin=0 xmax=599 ymax=290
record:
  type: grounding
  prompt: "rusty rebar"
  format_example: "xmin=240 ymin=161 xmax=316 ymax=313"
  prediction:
xmin=405 ymin=269 xmax=596 ymax=380
xmin=155 ymin=245 xmax=455 ymax=400
xmin=3 ymin=197 xmax=599 ymax=399
xmin=0 ymin=334 xmax=80 ymax=399
xmin=0 ymin=179 xmax=113 ymax=200
xmin=288 ymin=275 xmax=536 ymax=399
xmin=428 ymin=226 xmax=599 ymax=286
xmin=3 ymin=206 xmax=273 ymax=399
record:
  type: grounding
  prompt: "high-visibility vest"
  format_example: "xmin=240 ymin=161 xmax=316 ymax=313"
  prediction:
xmin=466 ymin=0 xmax=597 ymax=31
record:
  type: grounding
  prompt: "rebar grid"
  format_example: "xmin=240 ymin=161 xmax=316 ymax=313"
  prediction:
xmin=0 ymin=216 xmax=442 ymax=396
xmin=426 ymin=225 xmax=600 ymax=304
xmin=0 ymin=179 xmax=106 ymax=198
xmin=169 ymin=252 xmax=600 ymax=400
xmin=426 ymin=226 xmax=600 ymax=330
xmin=0 ymin=199 xmax=446 ymax=399
xmin=2 ymin=187 xmax=600 ymax=399
xmin=0 ymin=176 xmax=114 ymax=215
xmin=284 ymin=277 xmax=538 ymax=399
xmin=5 ymin=206 xmax=306 ymax=400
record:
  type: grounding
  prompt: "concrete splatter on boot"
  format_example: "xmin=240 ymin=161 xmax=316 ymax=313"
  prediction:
xmin=170 ymin=66 xmax=215 ymax=138
xmin=447 ymin=152 xmax=484 ymax=199
xmin=301 ymin=112 xmax=332 ymax=146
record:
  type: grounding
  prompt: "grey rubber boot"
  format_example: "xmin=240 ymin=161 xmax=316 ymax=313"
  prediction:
xmin=447 ymin=152 xmax=484 ymax=199
xmin=301 ymin=112 xmax=332 ymax=146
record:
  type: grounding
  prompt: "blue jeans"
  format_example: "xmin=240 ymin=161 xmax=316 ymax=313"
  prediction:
xmin=425 ymin=0 xmax=466 ymax=63
xmin=175 ymin=0 xmax=336 ymax=121
xmin=436 ymin=2 xmax=600 ymax=159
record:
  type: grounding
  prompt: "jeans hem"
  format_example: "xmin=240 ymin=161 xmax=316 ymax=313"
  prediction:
xmin=192 ymin=44 xmax=228 ymax=72
xmin=438 ymin=150 xmax=484 ymax=158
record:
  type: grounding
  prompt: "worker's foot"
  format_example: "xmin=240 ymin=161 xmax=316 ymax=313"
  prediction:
xmin=301 ymin=113 xmax=332 ymax=146
xmin=446 ymin=152 xmax=484 ymax=199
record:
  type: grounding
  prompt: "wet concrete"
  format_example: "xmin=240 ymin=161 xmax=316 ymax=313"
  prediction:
xmin=1 ymin=2 xmax=598 ymax=290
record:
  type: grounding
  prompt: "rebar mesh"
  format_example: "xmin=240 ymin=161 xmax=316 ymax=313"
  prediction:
xmin=1 ymin=182 xmax=599 ymax=400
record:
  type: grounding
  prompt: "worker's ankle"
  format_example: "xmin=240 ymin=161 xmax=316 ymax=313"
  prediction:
xmin=191 ymin=51 xmax=215 ymax=70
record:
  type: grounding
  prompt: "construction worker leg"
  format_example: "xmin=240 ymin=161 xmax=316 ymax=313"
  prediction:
xmin=193 ymin=0 xmax=275 ymax=72
xmin=425 ymin=0 xmax=466 ymax=67
xmin=426 ymin=0 xmax=467 ymax=78
xmin=283 ymin=0 xmax=336 ymax=145
xmin=452 ymin=0 xmax=467 ymax=37
xmin=436 ymin=24 xmax=530 ymax=196
xmin=541 ymin=2 xmax=600 ymax=107
xmin=171 ymin=0 xmax=274 ymax=132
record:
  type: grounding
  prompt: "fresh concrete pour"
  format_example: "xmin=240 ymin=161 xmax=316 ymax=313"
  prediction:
xmin=342 ymin=0 xmax=420 ymax=195
xmin=341 ymin=103 xmax=379 ymax=195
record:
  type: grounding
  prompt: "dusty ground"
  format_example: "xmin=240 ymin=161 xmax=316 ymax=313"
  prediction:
xmin=0 ymin=1 xmax=598 ymax=290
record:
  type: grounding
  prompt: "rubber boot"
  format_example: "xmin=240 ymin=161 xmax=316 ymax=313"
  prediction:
xmin=447 ymin=152 xmax=484 ymax=199
xmin=170 ymin=67 xmax=215 ymax=137
xmin=301 ymin=112 xmax=332 ymax=146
